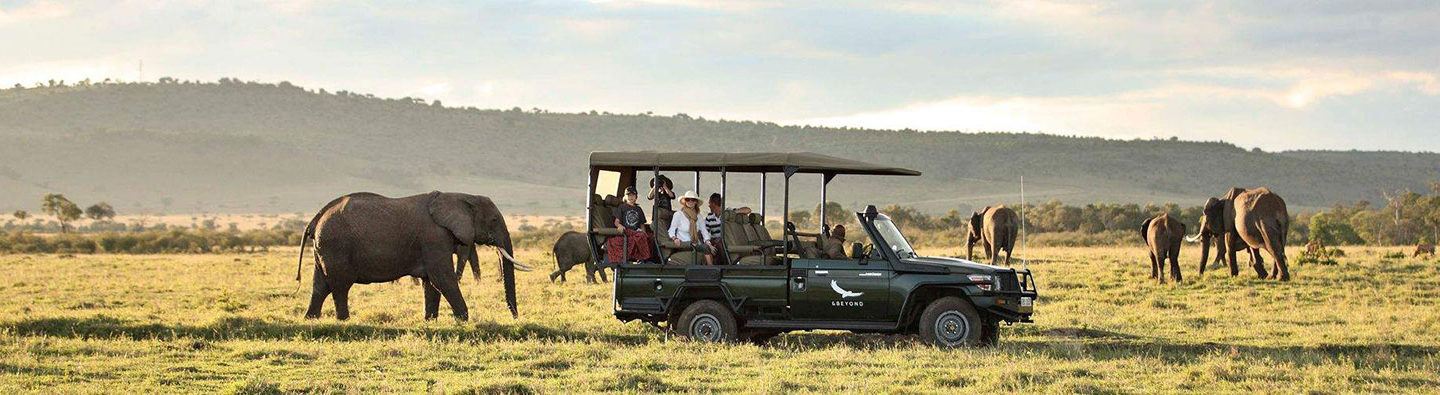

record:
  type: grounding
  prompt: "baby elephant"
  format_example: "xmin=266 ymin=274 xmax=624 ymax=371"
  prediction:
xmin=1417 ymin=243 xmax=1436 ymax=258
xmin=549 ymin=231 xmax=608 ymax=283
xmin=1141 ymin=213 xmax=1185 ymax=283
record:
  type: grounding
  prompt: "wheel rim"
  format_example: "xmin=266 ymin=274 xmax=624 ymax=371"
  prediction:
xmin=934 ymin=311 xmax=971 ymax=346
xmin=689 ymin=313 xmax=723 ymax=341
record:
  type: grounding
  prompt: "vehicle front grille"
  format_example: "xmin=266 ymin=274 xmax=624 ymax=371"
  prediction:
xmin=997 ymin=271 xmax=1021 ymax=291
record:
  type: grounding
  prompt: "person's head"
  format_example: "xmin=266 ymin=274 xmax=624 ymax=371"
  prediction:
xmin=832 ymin=224 xmax=846 ymax=240
xmin=679 ymin=190 xmax=701 ymax=209
xmin=649 ymin=175 xmax=672 ymax=190
xmin=708 ymin=193 xmax=723 ymax=212
xmin=623 ymin=186 xmax=638 ymax=205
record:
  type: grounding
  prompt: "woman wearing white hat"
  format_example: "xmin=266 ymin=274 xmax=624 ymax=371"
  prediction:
xmin=668 ymin=190 xmax=714 ymax=264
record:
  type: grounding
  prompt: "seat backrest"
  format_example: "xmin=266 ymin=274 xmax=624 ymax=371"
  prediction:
xmin=739 ymin=213 xmax=760 ymax=242
xmin=749 ymin=213 xmax=773 ymax=242
xmin=594 ymin=195 xmax=621 ymax=228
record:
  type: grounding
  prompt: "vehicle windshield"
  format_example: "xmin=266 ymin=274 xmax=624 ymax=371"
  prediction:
xmin=871 ymin=215 xmax=917 ymax=258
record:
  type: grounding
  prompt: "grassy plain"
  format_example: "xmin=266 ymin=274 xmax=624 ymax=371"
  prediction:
xmin=1 ymin=245 xmax=1437 ymax=393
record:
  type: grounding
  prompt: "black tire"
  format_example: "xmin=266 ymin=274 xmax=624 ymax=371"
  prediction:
xmin=917 ymin=296 xmax=984 ymax=348
xmin=676 ymin=300 xmax=739 ymax=343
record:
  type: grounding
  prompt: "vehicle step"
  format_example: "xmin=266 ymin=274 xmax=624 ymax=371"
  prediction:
xmin=744 ymin=320 xmax=897 ymax=331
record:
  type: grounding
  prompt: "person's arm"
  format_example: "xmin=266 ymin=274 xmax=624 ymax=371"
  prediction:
xmin=647 ymin=187 xmax=657 ymax=200
xmin=701 ymin=220 xmax=712 ymax=242
xmin=668 ymin=215 xmax=682 ymax=240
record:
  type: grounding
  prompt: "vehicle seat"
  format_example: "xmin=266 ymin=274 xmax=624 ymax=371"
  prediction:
xmin=590 ymin=194 xmax=623 ymax=237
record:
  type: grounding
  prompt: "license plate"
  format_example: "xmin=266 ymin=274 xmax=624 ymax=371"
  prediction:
xmin=1020 ymin=297 xmax=1033 ymax=307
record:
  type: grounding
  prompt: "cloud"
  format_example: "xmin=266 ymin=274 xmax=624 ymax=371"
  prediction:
xmin=0 ymin=0 xmax=71 ymax=24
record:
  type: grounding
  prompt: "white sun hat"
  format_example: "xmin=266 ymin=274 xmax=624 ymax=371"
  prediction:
xmin=679 ymin=190 xmax=701 ymax=202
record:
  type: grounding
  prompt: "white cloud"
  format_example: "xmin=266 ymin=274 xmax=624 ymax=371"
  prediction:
xmin=0 ymin=1 xmax=71 ymax=25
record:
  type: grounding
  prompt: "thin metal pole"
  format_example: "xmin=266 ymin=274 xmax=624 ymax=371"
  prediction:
xmin=720 ymin=168 xmax=729 ymax=264
xmin=783 ymin=174 xmax=790 ymax=266
xmin=760 ymin=173 xmax=767 ymax=217
xmin=694 ymin=171 xmax=700 ymax=194
xmin=820 ymin=175 xmax=828 ymax=235
xmin=1021 ymin=175 xmax=1028 ymax=271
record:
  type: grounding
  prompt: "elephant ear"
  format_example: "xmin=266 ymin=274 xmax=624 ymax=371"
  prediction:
xmin=429 ymin=192 xmax=476 ymax=246
xmin=1140 ymin=217 xmax=1154 ymax=243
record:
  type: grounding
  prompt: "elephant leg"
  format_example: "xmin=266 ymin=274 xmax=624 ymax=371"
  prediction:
xmin=304 ymin=265 xmax=330 ymax=319
xmin=1251 ymin=248 xmax=1269 ymax=279
xmin=1225 ymin=234 xmax=1240 ymax=277
xmin=425 ymin=251 xmax=469 ymax=321
xmin=1272 ymin=244 xmax=1290 ymax=282
xmin=585 ymin=262 xmax=598 ymax=284
xmin=422 ymin=278 xmax=441 ymax=320
xmin=331 ymin=282 xmax=353 ymax=321
xmin=1148 ymin=252 xmax=1158 ymax=279
xmin=1003 ymin=244 xmax=1013 ymax=266
xmin=1169 ymin=247 xmax=1182 ymax=283
xmin=549 ymin=267 xmax=564 ymax=283
xmin=597 ymin=263 xmax=609 ymax=283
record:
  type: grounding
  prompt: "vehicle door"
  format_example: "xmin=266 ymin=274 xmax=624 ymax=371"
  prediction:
xmin=788 ymin=247 xmax=893 ymax=321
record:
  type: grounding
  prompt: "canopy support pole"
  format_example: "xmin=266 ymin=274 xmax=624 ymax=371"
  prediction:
xmin=760 ymin=173 xmax=767 ymax=217
xmin=821 ymin=172 xmax=835 ymax=237
xmin=782 ymin=166 xmax=797 ymax=266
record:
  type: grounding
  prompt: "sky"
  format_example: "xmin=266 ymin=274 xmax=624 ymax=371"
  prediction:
xmin=2 ymin=0 xmax=1438 ymax=152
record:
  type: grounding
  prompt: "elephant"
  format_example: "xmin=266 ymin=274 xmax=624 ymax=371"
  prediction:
xmin=967 ymin=205 xmax=1019 ymax=266
xmin=549 ymin=231 xmax=608 ymax=283
xmin=1187 ymin=187 xmax=1291 ymax=281
xmin=295 ymin=191 xmax=532 ymax=321
xmin=1140 ymin=213 xmax=1184 ymax=283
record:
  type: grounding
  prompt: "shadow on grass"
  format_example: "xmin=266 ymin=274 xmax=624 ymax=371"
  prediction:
xmin=0 ymin=315 xmax=650 ymax=345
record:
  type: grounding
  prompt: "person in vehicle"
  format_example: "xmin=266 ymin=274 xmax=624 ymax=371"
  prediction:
xmin=703 ymin=193 xmax=726 ymax=263
xmin=668 ymin=190 xmax=713 ymax=264
xmin=824 ymin=224 xmax=848 ymax=259
xmin=607 ymin=186 xmax=654 ymax=263
xmin=648 ymin=175 xmax=675 ymax=223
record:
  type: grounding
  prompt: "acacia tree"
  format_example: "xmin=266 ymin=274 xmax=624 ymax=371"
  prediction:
xmin=41 ymin=194 xmax=83 ymax=233
xmin=85 ymin=202 xmax=117 ymax=221
xmin=11 ymin=210 xmax=26 ymax=221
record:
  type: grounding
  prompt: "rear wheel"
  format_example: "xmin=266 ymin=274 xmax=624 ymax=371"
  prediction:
xmin=676 ymin=300 xmax=739 ymax=343
xmin=918 ymin=296 xmax=984 ymax=348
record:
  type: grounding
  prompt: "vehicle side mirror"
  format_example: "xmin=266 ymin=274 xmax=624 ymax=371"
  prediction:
xmin=851 ymin=242 xmax=864 ymax=259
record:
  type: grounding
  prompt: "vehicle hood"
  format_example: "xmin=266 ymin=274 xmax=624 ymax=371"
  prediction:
xmin=901 ymin=256 xmax=1010 ymax=273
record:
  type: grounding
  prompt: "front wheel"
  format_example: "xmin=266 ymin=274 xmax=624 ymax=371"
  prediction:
xmin=676 ymin=300 xmax=739 ymax=343
xmin=918 ymin=297 xmax=985 ymax=348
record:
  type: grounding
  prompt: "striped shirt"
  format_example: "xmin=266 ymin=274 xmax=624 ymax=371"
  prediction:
xmin=704 ymin=212 xmax=723 ymax=238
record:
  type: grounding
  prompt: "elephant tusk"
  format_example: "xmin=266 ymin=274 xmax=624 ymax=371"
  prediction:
xmin=497 ymin=248 xmax=534 ymax=271
xmin=1184 ymin=234 xmax=1201 ymax=243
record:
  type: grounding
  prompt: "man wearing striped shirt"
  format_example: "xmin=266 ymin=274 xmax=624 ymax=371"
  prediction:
xmin=704 ymin=193 xmax=727 ymax=264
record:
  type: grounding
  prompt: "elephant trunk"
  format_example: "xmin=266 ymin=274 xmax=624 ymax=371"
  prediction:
xmin=498 ymin=232 xmax=518 ymax=319
xmin=1197 ymin=231 xmax=1212 ymax=273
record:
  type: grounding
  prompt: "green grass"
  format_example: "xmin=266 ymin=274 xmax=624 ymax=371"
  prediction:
xmin=1 ymin=245 xmax=1437 ymax=393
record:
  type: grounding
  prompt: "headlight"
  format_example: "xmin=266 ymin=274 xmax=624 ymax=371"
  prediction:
xmin=967 ymin=274 xmax=995 ymax=291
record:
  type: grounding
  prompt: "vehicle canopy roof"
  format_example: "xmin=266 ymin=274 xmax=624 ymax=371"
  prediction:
xmin=589 ymin=151 xmax=922 ymax=176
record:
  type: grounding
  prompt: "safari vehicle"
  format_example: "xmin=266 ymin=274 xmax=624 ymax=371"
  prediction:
xmin=584 ymin=152 xmax=1037 ymax=347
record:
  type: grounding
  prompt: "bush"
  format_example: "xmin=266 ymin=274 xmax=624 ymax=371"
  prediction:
xmin=0 ymin=229 xmax=300 ymax=254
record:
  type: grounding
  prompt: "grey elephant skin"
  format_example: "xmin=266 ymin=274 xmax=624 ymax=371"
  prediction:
xmin=549 ymin=231 xmax=608 ymax=283
xmin=1141 ymin=213 xmax=1185 ymax=283
xmin=297 ymin=191 xmax=522 ymax=320
xmin=968 ymin=206 xmax=1019 ymax=265
xmin=1189 ymin=187 xmax=1291 ymax=281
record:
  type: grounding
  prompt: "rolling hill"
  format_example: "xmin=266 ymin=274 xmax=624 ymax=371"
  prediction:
xmin=2 ymin=80 xmax=1437 ymax=216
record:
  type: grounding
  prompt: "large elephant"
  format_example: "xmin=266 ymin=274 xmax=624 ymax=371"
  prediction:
xmin=549 ymin=231 xmax=607 ymax=283
xmin=967 ymin=206 xmax=1019 ymax=266
xmin=1187 ymin=187 xmax=1291 ymax=281
xmin=296 ymin=191 xmax=531 ymax=320
xmin=1141 ymin=213 xmax=1184 ymax=283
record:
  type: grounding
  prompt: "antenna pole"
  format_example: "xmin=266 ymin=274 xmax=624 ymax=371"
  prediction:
xmin=1020 ymin=176 xmax=1027 ymax=271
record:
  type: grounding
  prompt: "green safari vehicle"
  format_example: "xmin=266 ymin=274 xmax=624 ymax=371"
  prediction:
xmin=583 ymin=152 xmax=1037 ymax=347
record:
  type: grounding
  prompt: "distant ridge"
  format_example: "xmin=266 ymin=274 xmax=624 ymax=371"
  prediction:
xmin=2 ymin=80 xmax=1436 ymax=215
